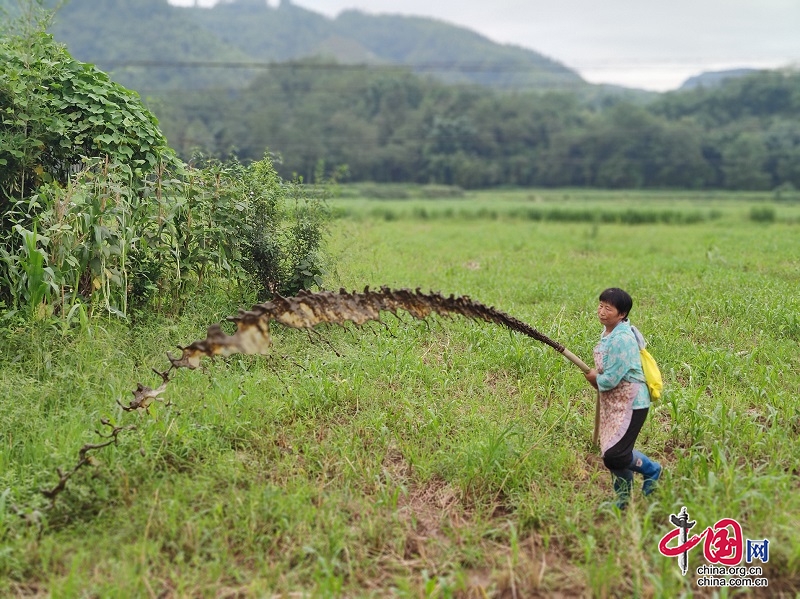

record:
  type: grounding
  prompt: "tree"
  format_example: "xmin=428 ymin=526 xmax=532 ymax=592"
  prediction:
xmin=764 ymin=119 xmax=800 ymax=188
xmin=721 ymin=132 xmax=771 ymax=190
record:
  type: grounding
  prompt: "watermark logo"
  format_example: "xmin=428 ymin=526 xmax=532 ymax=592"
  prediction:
xmin=658 ymin=506 xmax=769 ymax=589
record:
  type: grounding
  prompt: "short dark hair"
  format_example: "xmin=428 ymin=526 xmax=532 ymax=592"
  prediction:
xmin=598 ymin=287 xmax=633 ymax=319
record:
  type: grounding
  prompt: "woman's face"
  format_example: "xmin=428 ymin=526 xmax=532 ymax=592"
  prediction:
xmin=598 ymin=301 xmax=626 ymax=330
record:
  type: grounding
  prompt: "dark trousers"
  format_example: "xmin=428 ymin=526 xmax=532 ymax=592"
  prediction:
xmin=602 ymin=408 xmax=649 ymax=471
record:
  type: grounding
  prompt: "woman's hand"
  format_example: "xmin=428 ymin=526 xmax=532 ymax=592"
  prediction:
xmin=584 ymin=368 xmax=599 ymax=389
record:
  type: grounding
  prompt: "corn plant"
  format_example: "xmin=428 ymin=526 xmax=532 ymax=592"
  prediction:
xmin=0 ymin=223 xmax=57 ymax=319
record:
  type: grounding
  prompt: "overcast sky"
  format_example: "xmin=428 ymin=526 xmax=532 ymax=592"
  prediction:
xmin=169 ymin=0 xmax=800 ymax=91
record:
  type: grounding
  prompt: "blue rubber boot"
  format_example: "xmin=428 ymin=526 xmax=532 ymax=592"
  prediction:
xmin=630 ymin=449 xmax=662 ymax=496
xmin=610 ymin=469 xmax=634 ymax=510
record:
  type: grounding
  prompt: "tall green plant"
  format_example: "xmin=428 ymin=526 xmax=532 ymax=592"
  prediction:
xmin=0 ymin=223 xmax=57 ymax=319
xmin=27 ymin=160 xmax=139 ymax=317
xmin=11 ymin=156 xmax=249 ymax=317
xmin=239 ymin=155 xmax=329 ymax=299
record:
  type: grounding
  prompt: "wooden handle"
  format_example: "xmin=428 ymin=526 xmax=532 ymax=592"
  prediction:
xmin=557 ymin=347 xmax=600 ymax=447
xmin=561 ymin=348 xmax=591 ymax=373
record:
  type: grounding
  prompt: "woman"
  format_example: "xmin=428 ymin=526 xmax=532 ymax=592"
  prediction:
xmin=584 ymin=288 xmax=662 ymax=509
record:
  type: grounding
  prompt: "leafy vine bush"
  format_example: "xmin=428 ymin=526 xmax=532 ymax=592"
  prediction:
xmin=0 ymin=10 xmax=173 ymax=212
xmin=0 ymin=9 xmax=328 ymax=320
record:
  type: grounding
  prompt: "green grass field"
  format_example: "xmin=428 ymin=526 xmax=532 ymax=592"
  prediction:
xmin=1 ymin=189 xmax=799 ymax=597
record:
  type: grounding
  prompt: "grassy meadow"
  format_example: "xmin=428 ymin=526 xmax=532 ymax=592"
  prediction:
xmin=1 ymin=188 xmax=799 ymax=597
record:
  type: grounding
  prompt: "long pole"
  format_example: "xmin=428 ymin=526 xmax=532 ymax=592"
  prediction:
xmin=164 ymin=287 xmax=604 ymax=443
xmin=560 ymin=348 xmax=600 ymax=446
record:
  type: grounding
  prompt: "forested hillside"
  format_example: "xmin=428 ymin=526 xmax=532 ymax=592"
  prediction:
xmin=679 ymin=68 xmax=758 ymax=90
xmin=151 ymin=65 xmax=800 ymax=190
xmin=46 ymin=0 xmax=252 ymax=91
xmin=37 ymin=0 xmax=800 ymax=191
xmin=48 ymin=0 xmax=584 ymax=93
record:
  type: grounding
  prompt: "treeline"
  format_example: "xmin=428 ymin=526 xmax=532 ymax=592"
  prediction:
xmin=153 ymin=65 xmax=800 ymax=190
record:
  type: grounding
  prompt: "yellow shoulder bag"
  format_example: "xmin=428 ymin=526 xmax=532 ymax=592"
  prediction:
xmin=631 ymin=325 xmax=663 ymax=401
xmin=639 ymin=347 xmax=663 ymax=401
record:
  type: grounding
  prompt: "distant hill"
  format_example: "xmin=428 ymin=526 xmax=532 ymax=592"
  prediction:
xmin=327 ymin=10 xmax=583 ymax=91
xmin=47 ymin=0 xmax=254 ymax=92
xmin=680 ymin=68 xmax=760 ymax=90
xmin=47 ymin=0 xmax=587 ymax=94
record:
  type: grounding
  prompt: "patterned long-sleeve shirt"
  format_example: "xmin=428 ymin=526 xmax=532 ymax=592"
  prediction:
xmin=593 ymin=320 xmax=651 ymax=453
xmin=595 ymin=321 xmax=650 ymax=409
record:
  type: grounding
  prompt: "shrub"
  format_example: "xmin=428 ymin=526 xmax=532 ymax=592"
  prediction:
xmin=749 ymin=206 xmax=776 ymax=223
xmin=238 ymin=156 xmax=329 ymax=299
xmin=773 ymin=182 xmax=800 ymax=203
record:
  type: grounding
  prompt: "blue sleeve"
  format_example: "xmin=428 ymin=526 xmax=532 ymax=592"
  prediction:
xmin=596 ymin=331 xmax=639 ymax=391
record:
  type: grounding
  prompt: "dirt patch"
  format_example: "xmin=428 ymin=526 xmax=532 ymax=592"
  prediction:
xmin=379 ymin=447 xmax=587 ymax=597
xmin=400 ymin=477 xmax=459 ymax=536
xmin=5 ymin=583 xmax=49 ymax=598
xmin=482 ymin=370 xmax=518 ymax=397
xmin=460 ymin=536 xmax=587 ymax=598
xmin=382 ymin=444 xmax=413 ymax=481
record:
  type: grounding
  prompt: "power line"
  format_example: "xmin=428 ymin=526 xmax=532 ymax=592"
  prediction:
xmin=102 ymin=59 xmax=582 ymax=74
xmin=99 ymin=58 xmax=786 ymax=72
